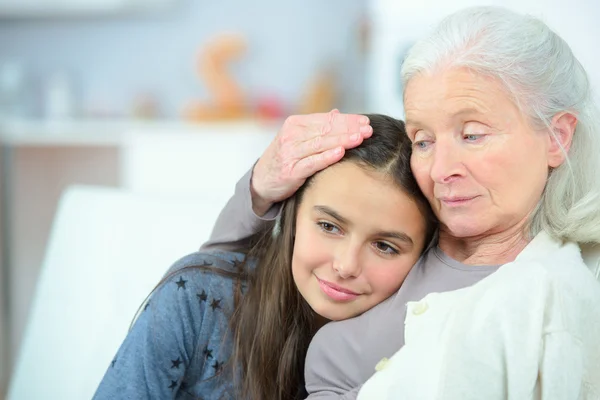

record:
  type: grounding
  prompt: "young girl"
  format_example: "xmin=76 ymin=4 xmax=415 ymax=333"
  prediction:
xmin=93 ymin=114 xmax=437 ymax=399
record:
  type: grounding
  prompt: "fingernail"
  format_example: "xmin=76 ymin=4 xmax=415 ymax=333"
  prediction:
xmin=360 ymin=116 xmax=369 ymax=124
xmin=360 ymin=125 xmax=372 ymax=134
xmin=334 ymin=147 xmax=343 ymax=155
xmin=350 ymin=133 xmax=360 ymax=141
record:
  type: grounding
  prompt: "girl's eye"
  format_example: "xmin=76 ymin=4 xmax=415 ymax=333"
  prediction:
xmin=317 ymin=221 xmax=341 ymax=234
xmin=373 ymin=241 xmax=399 ymax=255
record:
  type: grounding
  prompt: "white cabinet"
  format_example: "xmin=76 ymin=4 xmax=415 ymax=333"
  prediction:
xmin=0 ymin=0 xmax=177 ymax=17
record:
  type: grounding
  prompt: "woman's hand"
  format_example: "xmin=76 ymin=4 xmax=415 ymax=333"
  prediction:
xmin=251 ymin=110 xmax=372 ymax=215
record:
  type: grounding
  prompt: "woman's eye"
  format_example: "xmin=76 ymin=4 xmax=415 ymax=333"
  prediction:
xmin=373 ymin=241 xmax=399 ymax=255
xmin=413 ymin=140 xmax=431 ymax=150
xmin=464 ymin=134 xmax=482 ymax=141
xmin=317 ymin=222 xmax=341 ymax=234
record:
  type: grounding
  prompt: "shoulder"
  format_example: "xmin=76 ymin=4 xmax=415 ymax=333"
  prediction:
xmin=168 ymin=249 xmax=247 ymax=276
xmin=488 ymin=235 xmax=595 ymax=293
xmin=165 ymin=250 xmax=247 ymax=291
xmin=309 ymin=303 xmax=377 ymax=351
xmin=133 ymin=251 xmax=245 ymax=367
xmin=96 ymin=251 xmax=244 ymax=399
xmin=305 ymin=319 xmax=363 ymax=394
xmin=512 ymin=232 xmax=594 ymax=282
xmin=146 ymin=250 xmax=249 ymax=316
xmin=515 ymin=238 xmax=599 ymax=302
xmin=486 ymin=238 xmax=600 ymax=334
xmin=306 ymin=298 xmax=396 ymax=385
xmin=427 ymin=240 xmax=587 ymax=323
xmin=540 ymin=244 xmax=600 ymax=331
xmin=307 ymin=314 xmax=370 ymax=370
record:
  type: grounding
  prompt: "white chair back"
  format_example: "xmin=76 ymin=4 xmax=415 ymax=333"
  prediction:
xmin=7 ymin=185 xmax=230 ymax=400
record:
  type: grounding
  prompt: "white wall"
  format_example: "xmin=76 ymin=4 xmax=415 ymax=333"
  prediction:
xmin=366 ymin=0 xmax=600 ymax=116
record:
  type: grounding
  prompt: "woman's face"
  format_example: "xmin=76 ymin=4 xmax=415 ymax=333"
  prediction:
xmin=291 ymin=162 xmax=428 ymax=321
xmin=404 ymin=67 xmax=554 ymax=239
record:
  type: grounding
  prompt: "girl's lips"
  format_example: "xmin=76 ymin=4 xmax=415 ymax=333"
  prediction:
xmin=316 ymin=277 xmax=359 ymax=302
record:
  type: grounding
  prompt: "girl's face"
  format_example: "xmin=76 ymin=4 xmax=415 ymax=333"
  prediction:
xmin=291 ymin=162 xmax=428 ymax=321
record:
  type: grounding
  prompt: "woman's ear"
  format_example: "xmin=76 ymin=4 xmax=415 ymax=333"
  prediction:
xmin=548 ymin=112 xmax=577 ymax=168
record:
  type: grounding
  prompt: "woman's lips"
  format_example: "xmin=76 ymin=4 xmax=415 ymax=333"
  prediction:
xmin=316 ymin=277 xmax=360 ymax=302
xmin=439 ymin=196 xmax=479 ymax=207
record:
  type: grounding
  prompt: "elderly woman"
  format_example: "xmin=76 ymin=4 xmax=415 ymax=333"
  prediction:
xmin=204 ymin=6 xmax=600 ymax=398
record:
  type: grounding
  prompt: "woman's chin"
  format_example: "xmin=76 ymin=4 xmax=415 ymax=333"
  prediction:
xmin=442 ymin=218 xmax=492 ymax=239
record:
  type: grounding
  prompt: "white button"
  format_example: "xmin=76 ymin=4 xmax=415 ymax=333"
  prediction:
xmin=412 ymin=301 xmax=429 ymax=316
xmin=375 ymin=357 xmax=390 ymax=372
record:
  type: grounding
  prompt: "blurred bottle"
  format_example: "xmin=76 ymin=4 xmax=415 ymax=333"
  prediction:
xmin=0 ymin=61 xmax=28 ymax=120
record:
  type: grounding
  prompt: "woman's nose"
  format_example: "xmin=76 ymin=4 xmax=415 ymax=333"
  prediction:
xmin=430 ymin=141 xmax=465 ymax=184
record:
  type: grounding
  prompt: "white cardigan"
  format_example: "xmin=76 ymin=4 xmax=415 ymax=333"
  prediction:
xmin=358 ymin=232 xmax=600 ymax=400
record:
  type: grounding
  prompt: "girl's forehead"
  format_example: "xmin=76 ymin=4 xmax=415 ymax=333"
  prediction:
xmin=302 ymin=163 xmax=413 ymax=212
xmin=307 ymin=162 xmax=391 ymax=192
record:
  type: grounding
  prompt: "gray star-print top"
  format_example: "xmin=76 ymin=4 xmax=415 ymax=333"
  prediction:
xmin=94 ymin=250 xmax=246 ymax=400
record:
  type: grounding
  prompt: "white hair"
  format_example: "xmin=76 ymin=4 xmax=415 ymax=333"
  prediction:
xmin=401 ymin=6 xmax=600 ymax=245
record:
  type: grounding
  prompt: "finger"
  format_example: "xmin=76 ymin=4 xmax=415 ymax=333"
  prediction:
xmin=293 ymin=131 xmax=366 ymax=160
xmin=294 ymin=115 xmax=372 ymax=146
xmin=298 ymin=110 xmax=370 ymax=132
xmin=329 ymin=111 xmax=371 ymax=136
xmin=293 ymin=110 xmax=341 ymax=126
xmin=279 ymin=112 xmax=371 ymax=154
xmin=293 ymin=147 xmax=346 ymax=179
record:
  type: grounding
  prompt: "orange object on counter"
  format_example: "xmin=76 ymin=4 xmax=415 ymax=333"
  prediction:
xmin=298 ymin=67 xmax=337 ymax=115
xmin=183 ymin=33 xmax=248 ymax=121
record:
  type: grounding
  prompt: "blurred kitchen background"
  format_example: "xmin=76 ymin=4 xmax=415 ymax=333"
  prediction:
xmin=0 ymin=0 xmax=598 ymax=398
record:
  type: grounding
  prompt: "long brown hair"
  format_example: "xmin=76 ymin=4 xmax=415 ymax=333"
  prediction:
xmin=230 ymin=114 xmax=437 ymax=399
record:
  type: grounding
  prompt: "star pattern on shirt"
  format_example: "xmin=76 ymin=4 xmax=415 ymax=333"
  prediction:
xmin=175 ymin=276 xmax=187 ymax=290
xmin=212 ymin=360 xmax=224 ymax=374
xmin=210 ymin=298 xmax=221 ymax=311
xmin=203 ymin=345 xmax=213 ymax=360
xmin=230 ymin=259 xmax=244 ymax=272
xmin=171 ymin=357 xmax=182 ymax=369
xmin=114 ymin=254 xmax=247 ymax=397
xmin=197 ymin=290 xmax=208 ymax=302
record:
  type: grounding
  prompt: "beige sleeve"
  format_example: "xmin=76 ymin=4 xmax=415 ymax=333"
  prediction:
xmin=304 ymin=321 xmax=366 ymax=400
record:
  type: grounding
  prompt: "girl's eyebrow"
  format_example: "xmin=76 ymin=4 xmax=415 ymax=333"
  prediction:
xmin=313 ymin=205 xmax=349 ymax=226
xmin=373 ymin=231 xmax=414 ymax=248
